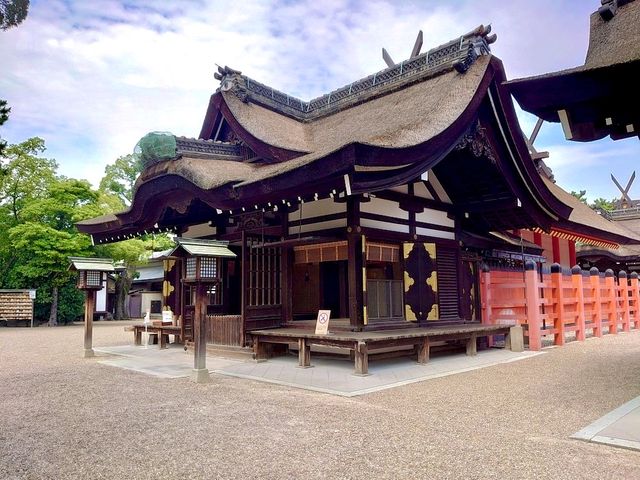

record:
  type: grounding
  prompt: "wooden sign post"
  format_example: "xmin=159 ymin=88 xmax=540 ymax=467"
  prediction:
xmin=315 ymin=310 xmax=331 ymax=335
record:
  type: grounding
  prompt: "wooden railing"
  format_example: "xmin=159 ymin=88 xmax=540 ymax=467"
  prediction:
xmin=480 ymin=263 xmax=640 ymax=351
xmin=206 ymin=315 xmax=243 ymax=347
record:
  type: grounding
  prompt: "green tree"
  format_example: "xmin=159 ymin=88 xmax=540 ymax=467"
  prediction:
xmin=0 ymin=0 xmax=29 ymax=30
xmin=0 ymin=139 xmax=100 ymax=325
xmin=9 ymin=222 xmax=91 ymax=325
xmin=570 ymin=190 xmax=588 ymax=204
xmin=96 ymin=153 xmax=173 ymax=319
xmin=99 ymin=154 xmax=139 ymax=206
xmin=591 ymin=197 xmax=615 ymax=212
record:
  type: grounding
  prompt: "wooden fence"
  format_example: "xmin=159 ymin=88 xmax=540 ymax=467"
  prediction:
xmin=206 ymin=315 xmax=243 ymax=347
xmin=480 ymin=262 xmax=640 ymax=351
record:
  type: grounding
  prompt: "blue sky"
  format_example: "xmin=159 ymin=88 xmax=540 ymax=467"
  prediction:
xmin=1 ymin=0 xmax=638 ymax=202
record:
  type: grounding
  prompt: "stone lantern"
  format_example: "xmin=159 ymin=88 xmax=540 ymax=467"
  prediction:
xmin=69 ymin=257 xmax=115 ymax=358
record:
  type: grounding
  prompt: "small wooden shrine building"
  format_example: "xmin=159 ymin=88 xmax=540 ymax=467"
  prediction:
xmin=77 ymin=24 xmax=636 ymax=347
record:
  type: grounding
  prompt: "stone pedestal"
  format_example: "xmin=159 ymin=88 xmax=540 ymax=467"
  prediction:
xmin=507 ymin=325 xmax=525 ymax=352
xmin=191 ymin=368 xmax=210 ymax=383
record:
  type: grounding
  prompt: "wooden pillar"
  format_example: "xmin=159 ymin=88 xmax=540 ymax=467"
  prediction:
xmin=347 ymin=233 xmax=364 ymax=330
xmin=605 ymin=269 xmax=617 ymax=335
xmin=347 ymin=196 xmax=363 ymax=330
xmin=589 ymin=268 xmax=603 ymax=338
xmin=631 ymin=272 xmax=640 ymax=329
xmin=568 ymin=241 xmax=577 ymax=267
xmin=83 ymin=290 xmax=96 ymax=358
xmin=281 ymin=248 xmax=293 ymax=324
xmin=192 ymin=283 xmax=210 ymax=383
xmin=551 ymin=237 xmax=561 ymax=264
xmin=572 ymin=266 xmax=586 ymax=342
xmin=417 ymin=337 xmax=430 ymax=364
xmin=479 ymin=264 xmax=492 ymax=325
xmin=298 ymin=338 xmax=311 ymax=368
xmin=551 ymin=263 xmax=565 ymax=346
xmin=619 ymin=271 xmax=631 ymax=333
xmin=354 ymin=341 xmax=368 ymax=375
xmin=524 ymin=260 xmax=542 ymax=351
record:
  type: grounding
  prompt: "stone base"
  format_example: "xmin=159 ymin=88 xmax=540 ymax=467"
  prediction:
xmin=507 ymin=326 xmax=525 ymax=353
xmin=83 ymin=348 xmax=95 ymax=358
xmin=191 ymin=368 xmax=211 ymax=383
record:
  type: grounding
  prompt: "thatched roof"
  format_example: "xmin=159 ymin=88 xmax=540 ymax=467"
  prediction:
xmin=585 ymin=0 xmax=640 ymax=69
xmin=228 ymin=56 xmax=491 ymax=187
xmin=542 ymin=176 xmax=640 ymax=244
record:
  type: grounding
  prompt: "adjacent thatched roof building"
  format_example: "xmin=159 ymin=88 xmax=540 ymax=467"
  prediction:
xmin=508 ymin=0 xmax=640 ymax=141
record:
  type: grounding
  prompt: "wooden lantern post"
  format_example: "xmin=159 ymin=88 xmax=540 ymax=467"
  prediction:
xmin=170 ymin=238 xmax=236 ymax=383
xmin=69 ymin=257 xmax=115 ymax=358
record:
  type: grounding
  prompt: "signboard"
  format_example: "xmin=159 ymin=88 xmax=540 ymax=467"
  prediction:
xmin=162 ymin=309 xmax=174 ymax=324
xmin=29 ymin=290 xmax=36 ymax=300
xmin=315 ymin=310 xmax=331 ymax=335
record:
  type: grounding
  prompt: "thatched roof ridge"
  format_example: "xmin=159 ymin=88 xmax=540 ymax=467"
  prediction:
xmin=222 ymin=56 xmax=490 ymax=168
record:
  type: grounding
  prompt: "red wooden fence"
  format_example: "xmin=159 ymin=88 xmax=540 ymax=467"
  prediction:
xmin=480 ymin=262 xmax=639 ymax=351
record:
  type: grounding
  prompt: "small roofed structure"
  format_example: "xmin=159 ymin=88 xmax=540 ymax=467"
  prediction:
xmin=69 ymin=257 xmax=115 ymax=358
xmin=507 ymin=0 xmax=640 ymax=142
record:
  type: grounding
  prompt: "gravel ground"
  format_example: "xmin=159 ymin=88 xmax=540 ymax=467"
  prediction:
xmin=1 ymin=322 xmax=639 ymax=480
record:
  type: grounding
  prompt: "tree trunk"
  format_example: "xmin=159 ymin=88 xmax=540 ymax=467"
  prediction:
xmin=114 ymin=271 xmax=133 ymax=320
xmin=48 ymin=286 xmax=58 ymax=327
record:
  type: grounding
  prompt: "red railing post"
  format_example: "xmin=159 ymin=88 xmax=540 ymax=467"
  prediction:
xmin=605 ymin=269 xmax=617 ymax=334
xmin=619 ymin=271 xmax=631 ymax=333
xmin=551 ymin=263 xmax=565 ymax=346
xmin=572 ymin=265 xmax=586 ymax=342
xmin=590 ymin=268 xmax=603 ymax=338
xmin=631 ymin=272 xmax=640 ymax=330
xmin=524 ymin=260 xmax=542 ymax=351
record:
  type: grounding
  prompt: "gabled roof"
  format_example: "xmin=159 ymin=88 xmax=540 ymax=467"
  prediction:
xmin=169 ymin=238 xmax=236 ymax=258
xmin=68 ymin=257 xmax=115 ymax=272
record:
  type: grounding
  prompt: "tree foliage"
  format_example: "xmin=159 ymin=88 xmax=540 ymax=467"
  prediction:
xmin=570 ymin=189 xmax=617 ymax=213
xmin=99 ymin=154 xmax=139 ymax=206
xmin=570 ymin=190 xmax=587 ymax=204
xmin=0 ymin=0 xmax=29 ymax=30
xmin=0 ymin=139 xmax=96 ymax=324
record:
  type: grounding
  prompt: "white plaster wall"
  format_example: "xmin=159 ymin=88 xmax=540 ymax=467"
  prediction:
xmin=415 ymin=208 xmax=455 ymax=227
xmin=288 ymin=197 xmax=346 ymax=222
xmin=361 ymin=197 xmax=408 ymax=220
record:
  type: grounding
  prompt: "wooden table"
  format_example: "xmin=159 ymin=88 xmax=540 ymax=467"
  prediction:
xmin=132 ymin=324 xmax=183 ymax=349
xmin=250 ymin=324 xmax=520 ymax=375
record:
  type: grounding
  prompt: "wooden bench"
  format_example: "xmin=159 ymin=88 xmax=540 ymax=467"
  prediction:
xmin=249 ymin=324 xmax=523 ymax=376
xmin=132 ymin=325 xmax=182 ymax=349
